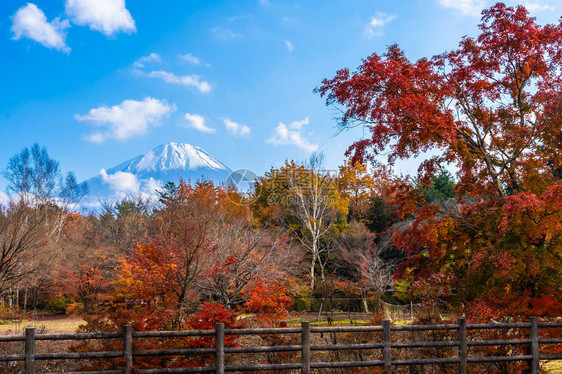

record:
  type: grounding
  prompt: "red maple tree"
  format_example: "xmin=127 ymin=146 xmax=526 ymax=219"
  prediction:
xmin=319 ymin=2 xmax=562 ymax=319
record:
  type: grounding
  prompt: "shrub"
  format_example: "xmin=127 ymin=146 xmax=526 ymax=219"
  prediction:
xmin=44 ymin=296 xmax=75 ymax=314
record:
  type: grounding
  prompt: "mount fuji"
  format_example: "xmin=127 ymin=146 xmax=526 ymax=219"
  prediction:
xmin=82 ymin=142 xmax=232 ymax=205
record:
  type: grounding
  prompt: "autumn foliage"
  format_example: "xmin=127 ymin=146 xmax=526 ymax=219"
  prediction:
xmin=244 ymin=278 xmax=294 ymax=324
xmin=320 ymin=2 xmax=562 ymax=320
xmin=320 ymin=3 xmax=562 ymax=199
xmin=0 ymin=5 xmax=561 ymax=374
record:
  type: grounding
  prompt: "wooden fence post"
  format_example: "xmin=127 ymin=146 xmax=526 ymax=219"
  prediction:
xmin=530 ymin=317 xmax=539 ymax=374
xmin=123 ymin=325 xmax=133 ymax=374
xmin=458 ymin=318 xmax=467 ymax=374
xmin=382 ymin=320 xmax=392 ymax=373
xmin=25 ymin=327 xmax=35 ymax=374
xmin=215 ymin=323 xmax=225 ymax=374
xmin=301 ymin=321 xmax=311 ymax=374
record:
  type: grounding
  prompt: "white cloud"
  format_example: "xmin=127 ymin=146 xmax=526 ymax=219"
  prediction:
xmin=100 ymin=169 xmax=139 ymax=193
xmin=11 ymin=3 xmax=70 ymax=53
xmin=267 ymin=117 xmax=318 ymax=153
xmin=284 ymin=40 xmax=294 ymax=52
xmin=212 ymin=26 xmax=243 ymax=39
xmin=224 ymin=118 xmax=251 ymax=136
xmin=437 ymin=0 xmax=485 ymax=15
xmin=522 ymin=1 xmax=554 ymax=12
xmin=179 ymin=53 xmax=200 ymax=65
xmin=132 ymin=54 xmax=212 ymax=93
xmin=76 ymin=97 xmax=175 ymax=142
xmin=0 ymin=192 xmax=10 ymax=206
xmin=65 ymin=0 xmax=136 ymax=36
xmin=143 ymin=70 xmax=212 ymax=94
xmin=288 ymin=118 xmax=310 ymax=130
xmin=227 ymin=14 xmax=252 ymax=22
xmin=183 ymin=113 xmax=215 ymax=133
xmin=142 ymin=177 xmax=163 ymax=195
xmin=133 ymin=52 xmax=161 ymax=68
xmin=82 ymin=175 xmax=162 ymax=209
xmin=364 ymin=12 xmax=396 ymax=38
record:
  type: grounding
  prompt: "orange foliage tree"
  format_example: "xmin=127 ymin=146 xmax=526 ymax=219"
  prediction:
xmin=48 ymin=213 xmax=115 ymax=314
xmin=105 ymin=180 xmax=249 ymax=330
xmin=74 ymin=182 xmax=253 ymax=371
xmin=81 ymin=180 xmax=296 ymax=332
xmin=244 ymin=278 xmax=295 ymax=325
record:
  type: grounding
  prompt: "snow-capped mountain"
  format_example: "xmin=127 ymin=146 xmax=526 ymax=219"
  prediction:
xmin=108 ymin=142 xmax=230 ymax=175
xmin=83 ymin=142 xmax=232 ymax=205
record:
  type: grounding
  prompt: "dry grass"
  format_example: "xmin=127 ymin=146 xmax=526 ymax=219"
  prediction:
xmin=0 ymin=316 xmax=86 ymax=373
xmin=0 ymin=316 xmax=85 ymax=335
xmin=545 ymin=360 xmax=562 ymax=373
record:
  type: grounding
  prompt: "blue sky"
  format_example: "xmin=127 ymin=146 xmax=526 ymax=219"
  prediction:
xmin=0 ymin=0 xmax=559 ymax=194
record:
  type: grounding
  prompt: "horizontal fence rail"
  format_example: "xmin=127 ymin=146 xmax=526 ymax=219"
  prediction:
xmin=0 ymin=317 xmax=561 ymax=373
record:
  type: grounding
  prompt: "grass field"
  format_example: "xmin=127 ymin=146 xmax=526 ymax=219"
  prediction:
xmin=0 ymin=315 xmax=84 ymax=335
xmin=546 ymin=361 xmax=562 ymax=373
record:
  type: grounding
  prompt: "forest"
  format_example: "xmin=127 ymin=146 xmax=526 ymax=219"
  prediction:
xmin=0 ymin=2 xmax=561 ymax=363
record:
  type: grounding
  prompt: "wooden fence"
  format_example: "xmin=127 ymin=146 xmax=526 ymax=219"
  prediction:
xmin=1 ymin=317 xmax=561 ymax=373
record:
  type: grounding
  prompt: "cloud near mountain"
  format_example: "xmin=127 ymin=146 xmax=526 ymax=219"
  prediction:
xmin=82 ymin=142 xmax=232 ymax=207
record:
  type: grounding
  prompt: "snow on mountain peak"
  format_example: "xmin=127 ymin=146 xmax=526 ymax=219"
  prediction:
xmin=82 ymin=142 xmax=232 ymax=208
xmin=108 ymin=142 xmax=229 ymax=174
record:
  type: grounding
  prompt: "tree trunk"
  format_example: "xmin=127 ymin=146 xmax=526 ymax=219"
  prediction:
xmin=361 ymin=292 xmax=369 ymax=314
xmin=309 ymin=251 xmax=317 ymax=291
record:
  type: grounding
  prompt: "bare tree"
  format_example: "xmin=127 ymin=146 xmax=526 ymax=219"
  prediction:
xmin=338 ymin=221 xmax=395 ymax=313
xmin=289 ymin=153 xmax=339 ymax=291
xmin=0 ymin=202 xmax=49 ymax=297
xmin=3 ymin=144 xmax=59 ymax=205
xmin=2 ymin=144 xmax=88 ymax=240
xmin=96 ymin=194 xmax=155 ymax=253
xmin=360 ymin=246 xmax=395 ymax=313
xmin=199 ymin=222 xmax=299 ymax=308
